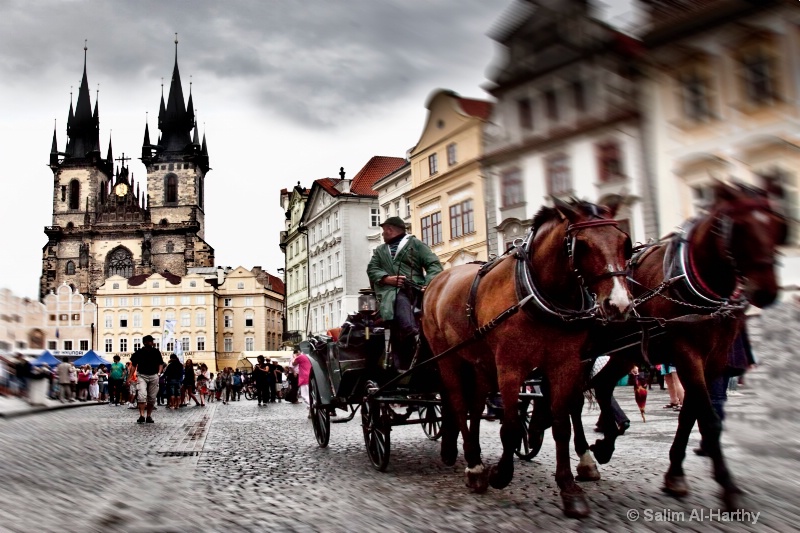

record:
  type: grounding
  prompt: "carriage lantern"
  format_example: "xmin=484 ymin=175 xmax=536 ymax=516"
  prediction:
xmin=358 ymin=290 xmax=377 ymax=314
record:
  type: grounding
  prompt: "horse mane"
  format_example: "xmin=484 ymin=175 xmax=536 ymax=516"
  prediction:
xmin=531 ymin=199 xmax=606 ymax=235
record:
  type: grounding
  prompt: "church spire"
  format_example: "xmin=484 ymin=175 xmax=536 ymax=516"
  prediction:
xmin=64 ymin=41 xmax=101 ymax=160
xmin=50 ymin=121 xmax=59 ymax=167
xmin=159 ymin=33 xmax=192 ymax=152
xmin=141 ymin=117 xmax=152 ymax=162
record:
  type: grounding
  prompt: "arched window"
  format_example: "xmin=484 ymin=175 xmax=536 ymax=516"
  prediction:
xmin=165 ymin=174 xmax=178 ymax=204
xmin=65 ymin=261 xmax=75 ymax=275
xmin=166 ymin=241 xmax=175 ymax=253
xmin=69 ymin=180 xmax=80 ymax=210
xmin=105 ymin=247 xmax=134 ymax=278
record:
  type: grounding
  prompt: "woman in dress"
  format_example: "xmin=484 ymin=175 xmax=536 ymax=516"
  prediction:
xmin=181 ymin=359 xmax=202 ymax=407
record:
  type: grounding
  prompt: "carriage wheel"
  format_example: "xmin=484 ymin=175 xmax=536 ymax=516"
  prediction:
xmin=362 ymin=398 xmax=391 ymax=471
xmin=309 ymin=374 xmax=330 ymax=448
xmin=515 ymin=399 xmax=545 ymax=460
xmin=419 ymin=401 xmax=443 ymax=441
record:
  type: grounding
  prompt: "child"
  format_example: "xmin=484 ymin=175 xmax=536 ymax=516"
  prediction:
xmin=207 ymin=372 xmax=216 ymax=403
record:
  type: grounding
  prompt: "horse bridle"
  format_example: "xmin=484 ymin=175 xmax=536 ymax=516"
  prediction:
xmin=711 ymin=199 xmax=786 ymax=274
xmin=564 ymin=219 xmax=631 ymax=288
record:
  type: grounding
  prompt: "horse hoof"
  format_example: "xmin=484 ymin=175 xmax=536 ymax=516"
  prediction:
xmin=488 ymin=463 xmax=513 ymax=490
xmin=663 ymin=473 xmax=690 ymax=498
xmin=562 ymin=491 xmax=591 ymax=518
xmin=441 ymin=446 xmax=458 ymax=467
xmin=465 ymin=465 xmax=489 ymax=494
xmin=589 ymin=440 xmax=614 ymax=464
xmin=576 ymin=464 xmax=601 ymax=482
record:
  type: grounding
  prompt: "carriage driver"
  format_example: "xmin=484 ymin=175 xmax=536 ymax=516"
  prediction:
xmin=367 ymin=216 xmax=443 ymax=370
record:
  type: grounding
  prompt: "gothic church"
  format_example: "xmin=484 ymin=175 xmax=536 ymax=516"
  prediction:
xmin=41 ymin=43 xmax=215 ymax=300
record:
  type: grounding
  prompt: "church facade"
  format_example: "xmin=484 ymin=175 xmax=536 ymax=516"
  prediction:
xmin=41 ymin=44 xmax=214 ymax=301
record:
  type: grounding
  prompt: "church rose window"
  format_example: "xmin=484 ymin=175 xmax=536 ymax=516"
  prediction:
xmin=106 ymin=247 xmax=134 ymax=278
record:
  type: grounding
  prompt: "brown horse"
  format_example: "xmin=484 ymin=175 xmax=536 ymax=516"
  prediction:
xmin=580 ymin=180 xmax=788 ymax=510
xmin=421 ymin=198 xmax=633 ymax=518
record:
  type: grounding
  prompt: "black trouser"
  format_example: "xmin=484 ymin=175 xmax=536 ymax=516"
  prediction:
xmin=109 ymin=379 xmax=123 ymax=404
xmin=256 ymin=382 xmax=268 ymax=404
xmin=596 ymin=395 xmax=629 ymax=430
xmin=267 ymin=380 xmax=277 ymax=402
xmin=391 ymin=290 xmax=420 ymax=370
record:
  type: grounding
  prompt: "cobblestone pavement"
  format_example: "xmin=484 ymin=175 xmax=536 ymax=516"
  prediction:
xmin=0 ymin=302 xmax=798 ymax=532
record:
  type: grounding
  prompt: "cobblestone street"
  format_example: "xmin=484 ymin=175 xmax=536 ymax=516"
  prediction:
xmin=1 ymin=302 xmax=799 ymax=532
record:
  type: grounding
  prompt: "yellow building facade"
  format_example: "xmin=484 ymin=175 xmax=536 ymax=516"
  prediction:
xmin=408 ymin=90 xmax=493 ymax=267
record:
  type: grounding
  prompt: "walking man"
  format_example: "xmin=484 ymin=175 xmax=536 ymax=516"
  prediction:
xmin=129 ymin=335 xmax=165 ymax=424
xmin=366 ymin=216 xmax=443 ymax=370
xmin=56 ymin=357 xmax=73 ymax=403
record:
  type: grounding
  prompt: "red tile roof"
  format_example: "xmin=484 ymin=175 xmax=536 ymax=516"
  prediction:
xmin=457 ymin=97 xmax=493 ymax=120
xmin=350 ymin=156 xmax=407 ymax=197
xmin=316 ymin=177 xmax=342 ymax=197
xmin=265 ymin=273 xmax=285 ymax=295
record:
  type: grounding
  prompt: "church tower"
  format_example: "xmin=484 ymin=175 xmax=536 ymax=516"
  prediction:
xmin=140 ymin=36 xmax=214 ymax=275
xmin=41 ymin=40 xmax=215 ymax=301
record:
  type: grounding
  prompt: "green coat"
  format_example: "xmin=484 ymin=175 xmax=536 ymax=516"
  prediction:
xmin=367 ymin=235 xmax=443 ymax=321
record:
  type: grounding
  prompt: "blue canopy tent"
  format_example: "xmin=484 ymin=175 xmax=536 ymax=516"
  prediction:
xmin=72 ymin=350 xmax=111 ymax=368
xmin=31 ymin=350 xmax=62 ymax=367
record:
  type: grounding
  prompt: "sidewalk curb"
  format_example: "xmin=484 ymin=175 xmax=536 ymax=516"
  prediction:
xmin=0 ymin=401 xmax=106 ymax=419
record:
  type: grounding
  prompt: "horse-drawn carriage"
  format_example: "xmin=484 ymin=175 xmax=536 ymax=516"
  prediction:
xmin=302 ymin=183 xmax=787 ymax=519
xmin=302 ymin=290 xmax=545 ymax=470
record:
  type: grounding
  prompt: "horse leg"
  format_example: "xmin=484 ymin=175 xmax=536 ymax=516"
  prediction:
xmin=572 ymin=395 xmax=600 ymax=481
xmin=438 ymin=393 xmax=459 ymax=467
xmin=464 ymin=368 xmax=491 ymax=493
xmin=488 ymin=369 xmax=524 ymax=490
xmin=439 ymin=359 xmax=487 ymax=492
xmin=588 ymin=359 xmax=631 ymax=464
xmin=663 ymin=390 xmax=698 ymax=498
xmin=551 ymin=372 xmax=591 ymax=518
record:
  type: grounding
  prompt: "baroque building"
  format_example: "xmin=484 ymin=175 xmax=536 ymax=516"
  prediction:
xmin=279 ymin=183 xmax=310 ymax=345
xmin=41 ymin=42 xmax=214 ymax=301
xmin=302 ymin=157 xmax=406 ymax=336
xmin=407 ymin=89 xmax=493 ymax=266
xmin=638 ymin=0 xmax=800 ymax=286
xmin=483 ymin=0 xmax=652 ymax=258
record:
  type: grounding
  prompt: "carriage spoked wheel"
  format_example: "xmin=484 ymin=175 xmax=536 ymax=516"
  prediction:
xmin=361 ymin=398 xmax=391 ymax=471
xmin=309 ymin=373 xmax=330 ymax=448
xmin=515 ymin=399 xmax=545 ymax=461
xmin=419 ymin=398 xmax=443 ymax=441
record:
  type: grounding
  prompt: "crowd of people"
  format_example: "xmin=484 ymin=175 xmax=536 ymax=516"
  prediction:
xmin=0 ymin=347 xmax=309 ymax=419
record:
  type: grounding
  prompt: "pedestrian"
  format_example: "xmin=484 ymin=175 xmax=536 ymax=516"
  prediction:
xmin=56 ymin=357 xmax=73 ymax=403
xmin=366 ymin=216 xmax=443 ymax=371
xmin=284 ymin=367 xmax=299 ymax=403
xmin=13 ymin=354 xmax=31 ymax=397
xmin=129 ymin=334 xmax=165 ymax=424
xmin=124 ymin=362 xmax=138 ymax=408
xmin=232 ymin=370 xmax=243 ymax=401
xmin=207 ymin=372 xmax=216 ymax=403
xmin=274 ymin=360 xmax=285 ymax=401
xmin=89 ymin=368 xmax=99 ymax=401
xmin=197 ymin=363 xmax=209 ymax=404
xmin=265 ymin=358 xmax=277 ymax=403
xmin=157 ymin=370 xmax=167 ymax=405
xmin=253 ymin=355 xmax=270 ymax=406
xmin=215 ymin=371 xmax=225 ymax=403
xmin=163 ymin=353 xmax=184 ymax=410
xmin=181 ymin=359 xmax=202 ymax=407
xmin=108 ymin=355 xmax=125 ymax=405
xmin=292 ymin=349 xmax=312 ymax=417
xmin=661 ymin=364 xmax=684 ymax=411
xmin=68 ymin=362 xmax=78 ymax=401
xmin=222 ymin=367 xmax=233 ymax=404
xmin=96 ymin=365 xmax=108 ymax=402
xmin=77 ymin=364 xmax=91 ymax=401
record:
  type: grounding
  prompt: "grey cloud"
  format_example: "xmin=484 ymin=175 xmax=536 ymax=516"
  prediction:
xmin=0 ymin=0 xmax=500 ymax=128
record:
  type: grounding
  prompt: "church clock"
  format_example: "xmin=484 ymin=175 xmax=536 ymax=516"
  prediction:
xmin=114 ymin=183 xmax=129 ymax=197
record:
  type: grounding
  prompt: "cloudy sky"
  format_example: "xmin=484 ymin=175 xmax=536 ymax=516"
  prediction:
xmin=0 ymin=0 xmax=635 ymax=300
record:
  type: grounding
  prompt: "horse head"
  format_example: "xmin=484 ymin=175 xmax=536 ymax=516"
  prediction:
xmin=710 ymin=180 xmax=788 ymax=308
xmin=551 ymin=197 xmax=634 ymax=320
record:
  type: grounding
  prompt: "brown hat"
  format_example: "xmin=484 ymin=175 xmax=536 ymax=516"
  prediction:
xmin=379 ymin=216 xmax=406 ymax=231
